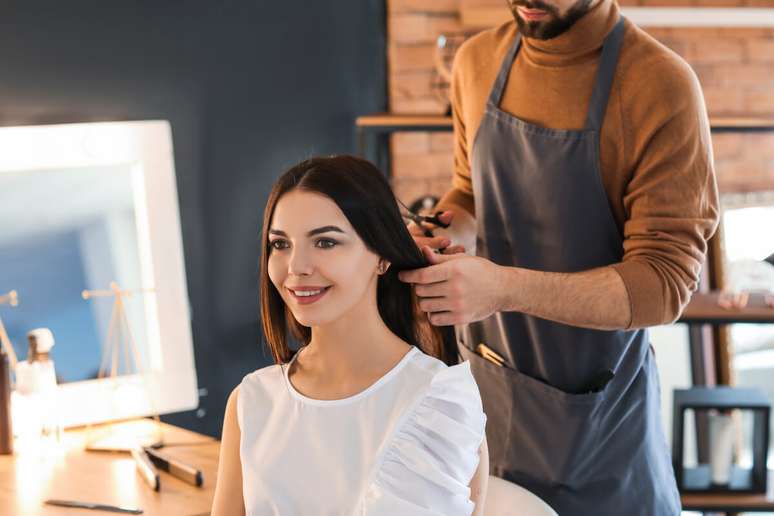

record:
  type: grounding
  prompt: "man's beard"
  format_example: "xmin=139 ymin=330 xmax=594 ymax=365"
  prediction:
xmin=509 ymin=0 xmax=594 ymax=40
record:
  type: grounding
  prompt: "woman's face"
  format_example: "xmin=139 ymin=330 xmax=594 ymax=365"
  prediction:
xmin=267 ymin=189 xmax=383 ymax=328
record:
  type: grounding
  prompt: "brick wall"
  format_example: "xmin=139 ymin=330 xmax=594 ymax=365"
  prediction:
xmin=387 ymin=0 xmax=774 ymax=204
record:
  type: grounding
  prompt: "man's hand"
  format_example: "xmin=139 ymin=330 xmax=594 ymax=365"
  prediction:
xmin=406 ymin=210 xmax=466 ymax=255
xmin=399 ymin=246 xmax=505 ymax=326
xmin=401 ymin=246 xmax=633 ymax=330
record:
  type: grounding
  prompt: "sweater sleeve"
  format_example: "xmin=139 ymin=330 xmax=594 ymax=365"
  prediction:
xmin=611 ymin=55 xmax=719 ymax=328
xmin=437 ymin=38 xmax=476 ymax=218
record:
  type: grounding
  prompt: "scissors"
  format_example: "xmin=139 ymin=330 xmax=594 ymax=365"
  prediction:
xmin=397 ymin=197 xmax=450 ymax=238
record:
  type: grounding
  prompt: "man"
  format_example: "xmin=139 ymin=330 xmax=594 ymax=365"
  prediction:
xmin=399 ymin=0 xmax=719 ymax=513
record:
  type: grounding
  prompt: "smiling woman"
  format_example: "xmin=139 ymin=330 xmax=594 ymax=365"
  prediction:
xmin=267 ymin=219 xmax=352 ymax=309
xmin=211 ymin=155 xmax=489 ymax=516
xmin=259 ymin=155 xmax=460 ymax=366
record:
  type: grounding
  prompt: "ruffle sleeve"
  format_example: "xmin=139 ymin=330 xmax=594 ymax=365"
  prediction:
xmin=361 ymin=361 xmax=487 ymax=516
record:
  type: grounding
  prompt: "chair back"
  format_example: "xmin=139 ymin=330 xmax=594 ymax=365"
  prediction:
xmin=484 ymin=475 xmax=558 ymax=516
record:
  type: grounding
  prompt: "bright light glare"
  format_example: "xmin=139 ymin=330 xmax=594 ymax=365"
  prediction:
xmin=723 ymin=207 xmax=774 ymax=262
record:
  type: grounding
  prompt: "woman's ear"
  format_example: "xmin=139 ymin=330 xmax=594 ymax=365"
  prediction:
xmin=377 ymin=259 xmax=391 ymax=275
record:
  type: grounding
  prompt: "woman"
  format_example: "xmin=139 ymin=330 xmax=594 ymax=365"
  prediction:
xmin=212 ymin=155 xmax=488 ymax=516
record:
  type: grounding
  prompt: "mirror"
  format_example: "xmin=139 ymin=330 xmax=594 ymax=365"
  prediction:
xmin=0 ymin=121 xmax=197 ymax=427
xmin=1 ymin=164 xmax=148 ymax=383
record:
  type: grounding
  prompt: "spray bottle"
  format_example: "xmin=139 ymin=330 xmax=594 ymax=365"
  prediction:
xmin=13 ymin=328 xmax=61 ymax=451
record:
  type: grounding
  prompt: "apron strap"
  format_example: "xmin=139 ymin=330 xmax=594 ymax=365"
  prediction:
xmin=584 ymin=17 xmax=626 ymax=131
xmin=487 ymin=33 xmax=522 ymax=108
xmin=488 ymin=18 xmax=625 ymax=126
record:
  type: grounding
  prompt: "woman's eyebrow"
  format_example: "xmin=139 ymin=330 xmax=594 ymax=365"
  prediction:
xmin=307 ymin=225 xmax=346 ymax=236
xmin=268 ymin=226 xmax=346 ymax=237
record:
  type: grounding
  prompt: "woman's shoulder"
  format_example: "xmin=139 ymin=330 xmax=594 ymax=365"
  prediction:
xmin=400 ymin=351 xmax=486 ymax=426
xmin=238 ymin=363 xmax=287 ymax=402
xmin=406 ymin=349 xmax=483 ymax=402
xmin=242 ymin=362 xmax=285 ymax=382
xmin=410 ymin=351 xmax=485 ymax=425
xmin=363 ymin=351 xmax=487 ymax=514
xmin=234 ymin=363 xmax=290 ymax=431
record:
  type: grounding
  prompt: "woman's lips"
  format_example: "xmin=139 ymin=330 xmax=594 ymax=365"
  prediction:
xmin=287 ymin=286 xmax=331 ymax=305
xmin=517 ymin=6 xmax=548 ymax=21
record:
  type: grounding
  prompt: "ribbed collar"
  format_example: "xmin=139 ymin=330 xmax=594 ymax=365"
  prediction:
xmin=521 ymin=0 xmax=619 ymax=67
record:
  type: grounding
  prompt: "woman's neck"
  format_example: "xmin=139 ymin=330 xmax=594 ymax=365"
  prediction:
xmin=299 ymin=284 xmax=411 ymax=382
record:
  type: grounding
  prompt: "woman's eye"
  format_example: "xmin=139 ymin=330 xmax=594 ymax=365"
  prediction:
xmin=315 ymin=238 xmax=337 ymax=249
xmin=269 ymin=239 xmax=288 ymax=250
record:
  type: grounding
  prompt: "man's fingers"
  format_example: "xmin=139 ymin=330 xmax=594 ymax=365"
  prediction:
xmin=418 ymin=297 xmax=453 ymax=313
xmin=422 ymin=245 xmax=466 ymax=263
xmin=428 ymin=311 xmax=459 ymax=326
xmin=409 ymin=211 xmax=454 ymax=231
xmin=398 ymin=264 xmax=450 ymax=284
xmin=414 ymin=282 xmax=447 ymax=298
xmin=436 ymin=210 xmax=454 ymax=226
xmin=441 ymin=244 xmax=466 ymax=255
xmin=410 ymin=234 xmax=451 ymax=250
xmin=407 ymin=222 xmax=426 ymax=236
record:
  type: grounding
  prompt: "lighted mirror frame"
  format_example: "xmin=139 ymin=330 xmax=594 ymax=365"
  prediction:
xmin=0 ymin=120 xmax=197 ymax=427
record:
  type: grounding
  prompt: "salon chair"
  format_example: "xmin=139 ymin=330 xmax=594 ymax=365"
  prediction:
xmin=485 ymin=475 xmax=558 ymax=516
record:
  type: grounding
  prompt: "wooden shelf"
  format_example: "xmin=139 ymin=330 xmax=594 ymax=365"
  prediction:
xmin=355 ymin=114 xmax=452 ymax=130
xmin=681 ymin=470 xmax=774 ymax=512
xmin=356 ymin=114 xmax=774 ymax=132
xmin=459 ymin=6 xmax=774 ymax=30
xmin=713 ymin=117 xmax=774 ymax=129
xmin=679 ymin=292 xmax=774 ymax=324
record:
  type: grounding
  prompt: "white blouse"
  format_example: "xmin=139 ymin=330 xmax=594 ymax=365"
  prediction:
xmin=237 ymin=346 xmax=486 ymax=516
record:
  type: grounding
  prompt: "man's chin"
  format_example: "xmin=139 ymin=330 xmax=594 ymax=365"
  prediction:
xmin=515 ymin=17 xmax=556 ymax=40
xmin=514 ymin=14 xmax=575 ymax=40
xmin=515 ymin=0 xmax=594 ymax=40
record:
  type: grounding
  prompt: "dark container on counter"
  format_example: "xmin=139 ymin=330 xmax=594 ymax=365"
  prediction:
xmin=0 ymin=350 xmax=13 ymax=454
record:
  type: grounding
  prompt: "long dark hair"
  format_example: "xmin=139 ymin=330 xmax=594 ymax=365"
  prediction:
xmin=259 ymin=155 xmax=458 ymax=366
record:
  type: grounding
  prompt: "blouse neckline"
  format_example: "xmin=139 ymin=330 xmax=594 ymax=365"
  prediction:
xmin=283 ymin=346 xmax=418 ymax=407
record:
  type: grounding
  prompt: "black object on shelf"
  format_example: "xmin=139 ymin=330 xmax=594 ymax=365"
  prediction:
xmin=672 ymin=387 xmax=770 ymax=494
xmin=0 ymin=351 xmax=12 ymax=455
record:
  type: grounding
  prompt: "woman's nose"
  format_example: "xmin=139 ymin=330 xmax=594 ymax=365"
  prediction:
xmin=287 ymin=249 xmax=314 ymax=276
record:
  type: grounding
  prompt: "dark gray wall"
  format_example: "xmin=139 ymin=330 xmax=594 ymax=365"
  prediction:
xmin=0 ymin=1 xmax=386 ymax=436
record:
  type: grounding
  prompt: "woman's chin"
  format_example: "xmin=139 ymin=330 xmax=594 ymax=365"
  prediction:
xmin=291 ymin=310 xmax=333 ymax=328
xmin=287 ymin=294 xmax=363 ymax=329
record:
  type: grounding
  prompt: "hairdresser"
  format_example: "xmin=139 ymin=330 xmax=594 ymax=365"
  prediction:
xmin=399 ymin=0 xmax=718 ymax=513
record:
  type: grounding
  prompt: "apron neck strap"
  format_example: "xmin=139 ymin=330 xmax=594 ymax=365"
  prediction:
xmin=486 ymin=17 xmax=626 ymax=132
xmin=584 ymin=17 xmax=626 ymax=131
xmin=487 ymin=32 xmax=522 ymax=108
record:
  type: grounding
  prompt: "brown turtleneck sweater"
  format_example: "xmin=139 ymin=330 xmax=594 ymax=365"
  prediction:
xmin=439 ymin=0 xmax=719 ymax=329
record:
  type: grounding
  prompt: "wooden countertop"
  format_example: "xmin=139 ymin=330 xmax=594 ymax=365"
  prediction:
xmin=0 ymin=419 xmax=219 ymax=516
xmin=2 ymin=418 xmax=770 ymax=513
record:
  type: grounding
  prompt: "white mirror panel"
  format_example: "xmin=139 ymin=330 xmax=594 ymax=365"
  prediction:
xmin=0 ymin=121 xmax=197 ymax=427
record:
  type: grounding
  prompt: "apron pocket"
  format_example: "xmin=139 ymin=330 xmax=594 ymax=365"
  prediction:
xmin=457 ymin=343 xmax=514 ymax=473
xmin=459 ymin=343 xmax=609 ymax=487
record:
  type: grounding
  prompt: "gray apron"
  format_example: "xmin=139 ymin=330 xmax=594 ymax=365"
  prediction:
xmin=457 ymin=18 xmax=681 ymax=515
